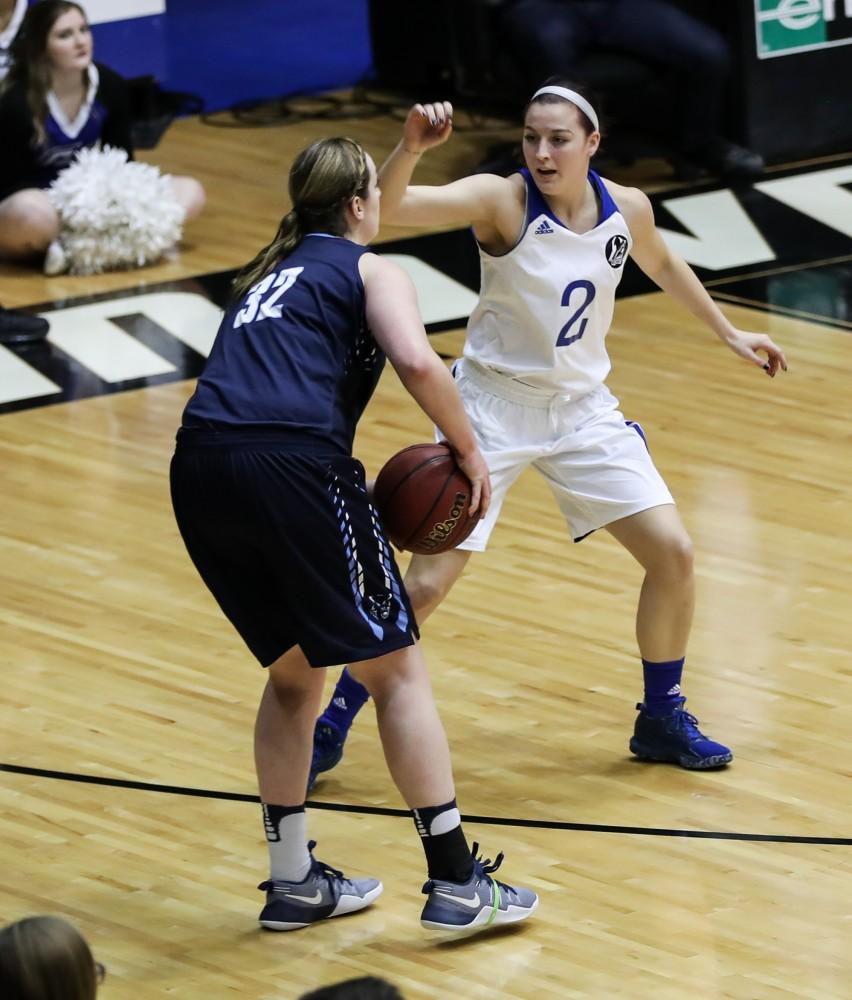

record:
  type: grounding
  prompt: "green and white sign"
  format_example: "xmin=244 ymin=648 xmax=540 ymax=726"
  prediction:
xmin=755 ymin=0 xmax=852 ymax=58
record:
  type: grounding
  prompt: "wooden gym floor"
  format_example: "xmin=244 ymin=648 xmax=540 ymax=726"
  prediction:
xmin=1 ymin=101 xmax=851 ymax=1000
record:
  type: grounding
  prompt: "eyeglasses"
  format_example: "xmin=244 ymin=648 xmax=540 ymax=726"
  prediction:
xmin=94 ymin=961 xmax=106 ymax=985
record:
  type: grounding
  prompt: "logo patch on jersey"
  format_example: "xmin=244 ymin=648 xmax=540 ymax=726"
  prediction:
xmin=605 ymin=234 xmax=629 ymax=268
xmin=534 ymin=219 xmax=555 ymax=235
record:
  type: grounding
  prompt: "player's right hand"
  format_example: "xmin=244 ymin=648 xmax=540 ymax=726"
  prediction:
xmin=404 ymin=101 xmax=453 ymax=153
xmin=454 ymin=447 xmax=491 ymax=520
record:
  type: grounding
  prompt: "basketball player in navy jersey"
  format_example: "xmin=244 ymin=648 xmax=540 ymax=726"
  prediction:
xmin=311 ymin=81 xmax=788 ymax=785
xmin=171 ymin=136 xmax=538 ymax=933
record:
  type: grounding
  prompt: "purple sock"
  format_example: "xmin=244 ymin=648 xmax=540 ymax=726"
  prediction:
xmin=319 ymin=667 xmax=370 ymax=736
xmin=642 ymin=657 xmax=685 ymax=715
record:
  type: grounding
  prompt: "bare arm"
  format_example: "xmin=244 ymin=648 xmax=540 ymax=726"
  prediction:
xmin=378 ymin=101 xmax=515 ymax=237
xmin=360 ymin=253 xmax=490 ymax=517
xmin=619 ymin=184 xmax=788 ymax=376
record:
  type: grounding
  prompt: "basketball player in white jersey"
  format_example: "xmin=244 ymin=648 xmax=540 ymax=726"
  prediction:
xmin=311 ymin=80 xmax=787 ymax=779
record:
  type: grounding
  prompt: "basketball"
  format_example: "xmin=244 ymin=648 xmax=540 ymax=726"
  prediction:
xmin=373 ymin=443 xmax=477 ymax=555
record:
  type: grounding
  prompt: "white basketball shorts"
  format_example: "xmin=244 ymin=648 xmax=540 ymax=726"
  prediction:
xmin=446 ymin=358 xmax=674 ymax=550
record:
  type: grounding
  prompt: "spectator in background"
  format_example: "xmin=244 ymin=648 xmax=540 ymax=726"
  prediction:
xmin=0 ymin=0 xmax=205 ymax=274
xmin=0 ymin=915 xmax=104 ymax=1000
xmin=0 ymin=0 xmax=25 ymax=77
xmin=498 ymin=0 xmax=765 ymax=181
xmin=0 ymin=0 xmax=50 ymax=344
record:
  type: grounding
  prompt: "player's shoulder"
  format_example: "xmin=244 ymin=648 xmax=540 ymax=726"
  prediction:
xmin=359 ymin=249 xmax=412 ymax=288
xmin=596 ymin=176 xmax=653 ymax=225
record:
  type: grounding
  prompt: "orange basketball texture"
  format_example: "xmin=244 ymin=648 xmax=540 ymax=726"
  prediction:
xmin=373 ymin=443 xmax=477 ymax=555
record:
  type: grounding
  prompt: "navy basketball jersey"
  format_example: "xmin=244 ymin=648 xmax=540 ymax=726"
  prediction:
xmin=465 ymin=168 xmax=632 ymax=397
xmin=182 ymin=234 xmax=382 ymax=454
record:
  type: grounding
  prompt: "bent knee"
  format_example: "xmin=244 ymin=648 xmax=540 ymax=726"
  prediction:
xmin=658 ymin=533 xmax=694 ymax=579
xmin=405 ymin=573 xmax=452 ymax=617
xmin=0 ymin=191 xmax=59 ymax=253
xmin=171 ymin=176 xmax=206 ymax=220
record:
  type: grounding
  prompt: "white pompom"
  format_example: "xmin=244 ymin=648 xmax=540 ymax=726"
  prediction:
xmin=47 ymin=145 xmax=185 ymax=275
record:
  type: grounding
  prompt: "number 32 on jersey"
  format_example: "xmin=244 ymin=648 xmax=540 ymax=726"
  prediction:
xmin=233 ymin=266 xmax=304 ymax=328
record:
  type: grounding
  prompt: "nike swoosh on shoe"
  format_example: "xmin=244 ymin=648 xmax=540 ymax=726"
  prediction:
xmin=275 ymin=889 xmax=323 ymax=904
xmin=435 ymin=890 xmax=486 ymax=910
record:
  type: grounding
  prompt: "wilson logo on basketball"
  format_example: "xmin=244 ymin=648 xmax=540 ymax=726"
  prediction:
xmin=421 ymin=492 xmax=468 ymax=550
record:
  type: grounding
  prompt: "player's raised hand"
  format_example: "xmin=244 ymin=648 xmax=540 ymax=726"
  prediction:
xmin=403 ymin=101 xmax=454 ymax=153
xmin=725 ymin=329 xmax=788 ymax=377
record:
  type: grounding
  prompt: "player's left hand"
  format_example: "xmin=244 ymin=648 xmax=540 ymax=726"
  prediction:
xmin=725 ymin=329 xmax=788 ymax=377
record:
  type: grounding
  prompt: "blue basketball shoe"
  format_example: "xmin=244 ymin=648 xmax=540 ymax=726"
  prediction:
xmin=420 ymin=844 xmax=539 ymax=932
xmin=307 ymin=721 xmax=346 ymax=794
xmin=629 ymin=697 xmax=733 ymax=769
xmin=258 ymin=841 xmax=382 ymax=931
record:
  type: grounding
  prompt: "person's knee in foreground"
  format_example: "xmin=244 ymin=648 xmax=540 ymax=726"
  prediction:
xmin=310 ymin=81 xmax=788 ymax=786
xmin=0 ymin=914 xmax=104 ymax=1000
xmin=170 ymin=135 xmax=537 ymax=933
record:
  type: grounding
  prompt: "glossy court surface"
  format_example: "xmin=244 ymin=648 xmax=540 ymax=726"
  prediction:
xmin=1 ymin=107 xmax=851 ymax=999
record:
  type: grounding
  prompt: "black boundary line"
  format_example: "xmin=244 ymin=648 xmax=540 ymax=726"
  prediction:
xmin=709 ymin=291 xmax=852 ymax=332
xmin=703 ymin=252 xmax=852 ymax=289
xmin=3 ymin=763 xmax=850 ymax=846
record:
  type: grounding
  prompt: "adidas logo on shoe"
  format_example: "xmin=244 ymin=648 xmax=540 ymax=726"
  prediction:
xmin=534 ymin=219 xmax=554 ymax=235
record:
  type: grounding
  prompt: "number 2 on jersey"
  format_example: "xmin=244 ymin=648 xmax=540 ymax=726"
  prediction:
xmin=233 ymin=266 xmax=305 ymax=329
xmin=556 ymin=279 xmax=596 ymax=347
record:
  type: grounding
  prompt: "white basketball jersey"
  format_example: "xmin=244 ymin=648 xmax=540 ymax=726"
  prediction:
xmin=464 ymin=168 xmax=632 ymax=398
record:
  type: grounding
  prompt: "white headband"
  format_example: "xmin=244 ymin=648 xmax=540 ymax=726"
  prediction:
xmin=530 ymin=86 xmax=599 ymax=132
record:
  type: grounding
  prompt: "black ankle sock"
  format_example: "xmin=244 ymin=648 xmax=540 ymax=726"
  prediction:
xmin=413 ymin=800 xmax=474 ymax=882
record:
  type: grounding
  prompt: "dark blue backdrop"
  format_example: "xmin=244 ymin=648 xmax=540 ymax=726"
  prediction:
xmin=85 ymin=0 xmax=373 ymax=111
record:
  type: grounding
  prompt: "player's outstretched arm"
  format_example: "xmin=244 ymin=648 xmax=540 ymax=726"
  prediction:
xmin=360 ymin=253 xmax=490 ymax=517
xmin=620 ymin=185 xmax=788 ymax=377
xmin=378 ymin=101 xmax=507 ymax=232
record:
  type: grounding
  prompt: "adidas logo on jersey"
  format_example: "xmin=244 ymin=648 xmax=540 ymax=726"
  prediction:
xmin=534 ymin=219 xmax=554 ymax=235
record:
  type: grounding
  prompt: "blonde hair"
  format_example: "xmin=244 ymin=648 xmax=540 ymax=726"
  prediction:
xmin=0 ymin=915 xmax=98 ymax=1000
xmin=232 ymin=137 xmax=370 ymax=300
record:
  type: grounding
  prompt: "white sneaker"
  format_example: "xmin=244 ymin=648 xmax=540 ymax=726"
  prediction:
xmin=44 ymin=240 xmax=69 ymax=276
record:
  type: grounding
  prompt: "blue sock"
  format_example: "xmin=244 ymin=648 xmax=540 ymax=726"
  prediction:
xmin=319 ymin=667 xmax=370 ymax=736
xmin=641 ymin=657 xmax=685 ymax=715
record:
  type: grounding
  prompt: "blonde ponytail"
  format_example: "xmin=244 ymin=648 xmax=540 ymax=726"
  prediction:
xmin=231 ymin=136 xmax=370 ymax=302
xmin=232 ymin=210 xmax=302 ymax=300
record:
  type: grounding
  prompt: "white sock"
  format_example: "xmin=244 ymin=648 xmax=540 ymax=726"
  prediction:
xmin=263 ymin=806 xmax=311 ymax=882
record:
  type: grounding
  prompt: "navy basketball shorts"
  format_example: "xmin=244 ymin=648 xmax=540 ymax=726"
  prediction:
xmin=170 ymin=442 xmax=418 ymax=668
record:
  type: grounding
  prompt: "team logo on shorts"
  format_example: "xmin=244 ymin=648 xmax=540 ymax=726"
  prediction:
xmin=605 ymin=234 xmax=629 ymax=268
xmin=365 ymin=590 xmax=397 ymax=622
